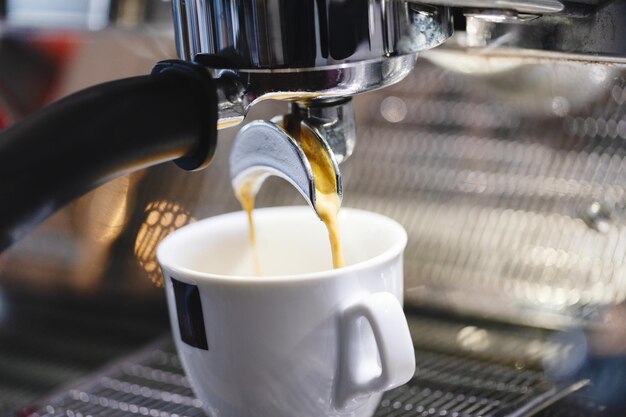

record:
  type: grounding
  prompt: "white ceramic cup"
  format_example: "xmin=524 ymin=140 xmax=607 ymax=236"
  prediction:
xmin=157 ymin=206 xmax=415 ymax=417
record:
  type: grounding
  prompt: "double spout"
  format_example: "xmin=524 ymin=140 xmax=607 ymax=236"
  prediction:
xmin=229 ymin=98 xmax=356 ymax=218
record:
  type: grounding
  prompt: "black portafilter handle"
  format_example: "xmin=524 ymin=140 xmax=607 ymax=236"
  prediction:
xmin=0 ymin=60 xmax=218 ymax=252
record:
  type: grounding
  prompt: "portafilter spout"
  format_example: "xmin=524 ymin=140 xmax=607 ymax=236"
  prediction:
xmin=229 ymin=98 xmax=354 ymax=217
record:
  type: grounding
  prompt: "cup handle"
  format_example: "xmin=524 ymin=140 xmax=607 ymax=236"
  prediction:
xmin=334 ymin=292 xmax=415 ymax=409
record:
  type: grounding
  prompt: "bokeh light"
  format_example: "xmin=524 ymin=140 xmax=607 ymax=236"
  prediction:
xmin=134 ymin=201 xmax=194 ymax=287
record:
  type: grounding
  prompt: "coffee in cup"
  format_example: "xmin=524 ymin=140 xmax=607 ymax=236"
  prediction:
xmin=157 ymin=206 xmax=415 ymax=417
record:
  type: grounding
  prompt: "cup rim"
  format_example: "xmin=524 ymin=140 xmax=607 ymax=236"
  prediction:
xmin=157 ymin=206 xmax=407 ymax=284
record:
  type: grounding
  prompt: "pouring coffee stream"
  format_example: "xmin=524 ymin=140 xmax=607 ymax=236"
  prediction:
xmin=235 ymin=180 xmax=262 ymax=275
xmin=230 ymin=109 xmax=346 ymax=274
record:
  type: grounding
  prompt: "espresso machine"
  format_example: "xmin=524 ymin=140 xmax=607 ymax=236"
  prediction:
xmin=0 ymin=0 xmax=625 ymax=415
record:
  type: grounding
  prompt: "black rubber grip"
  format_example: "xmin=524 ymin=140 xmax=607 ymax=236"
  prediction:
xmin=0 ymin=61 xmax=217 ymax=251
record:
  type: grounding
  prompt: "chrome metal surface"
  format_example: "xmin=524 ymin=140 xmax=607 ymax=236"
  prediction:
xmin=291 ymin=98 xmax=356 ymax=163
xmin=28 ymin=314 xmax=604 ymax=417
xmin=171 ymin=0 xmax=191 ymax=60
xmin=170 ymin=0 xmax=623 ymax=70
xmin=464 ymin=10 xmax=540 ymax=23
xmin=213 ymin=56 xmax=417 ymax=129
xmin=454 ymin=0 xmax=626 ymax=62
xmin=171 ymin=0 xmax=452 ymax=70
xmin=214 ymin=75 xmax=246 ymax=129
xmin=419 ymin=0 xmax=563 ymax=13
xmin=385 ymin=3 xmax=453 ymax=55
xmin=229 ymin=118 xmax=342 ymax=218
xmin=171 ymin=0 xmax=451 ymax=131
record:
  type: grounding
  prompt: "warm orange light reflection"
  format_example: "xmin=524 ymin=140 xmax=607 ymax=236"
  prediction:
xmin=74 ymin=176 xmax=131 ymax=243
xmin=71 ymin=175 xmax=136 ymax=292
xmin=134 ymin=201 xmax=194 ymax=287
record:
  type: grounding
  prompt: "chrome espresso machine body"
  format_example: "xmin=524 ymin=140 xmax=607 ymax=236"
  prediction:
xmin=1 ymin=0 xmax=626 ymax=415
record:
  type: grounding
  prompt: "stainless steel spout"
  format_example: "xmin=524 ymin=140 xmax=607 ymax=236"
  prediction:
xmin=229 ymin=116 xmax=342 ymax=218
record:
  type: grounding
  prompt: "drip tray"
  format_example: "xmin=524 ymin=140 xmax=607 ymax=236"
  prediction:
xmin=29 ymin=314 xmax=606 ymax=417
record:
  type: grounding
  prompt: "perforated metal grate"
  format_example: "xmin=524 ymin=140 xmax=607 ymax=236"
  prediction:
xmin=33 ymin=343 xmax=204 ymax=417
xmin=342 ymin=60 xmax=626 ymax=329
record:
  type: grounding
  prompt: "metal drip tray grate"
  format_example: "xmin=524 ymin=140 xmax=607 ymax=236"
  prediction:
xmin=378 ymin=352 xmax=541 ymax=417
xmin=35 ymin=345 xmax=205 ymax=417
xmin=29 ymin=315 xmax=603 ymax=417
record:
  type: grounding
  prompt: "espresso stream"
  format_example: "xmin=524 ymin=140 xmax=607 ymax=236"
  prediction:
xmin=235 ymin=181 xmax=261 ymax=275
xmin=235 ymin=127 xmax=345 ymax=275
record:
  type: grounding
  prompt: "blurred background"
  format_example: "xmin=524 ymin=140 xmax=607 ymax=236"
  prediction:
xmin=0 ymin=0 xmax=187 ymax=411
xmin=0 ymin=0 xmax=626 ymax=416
